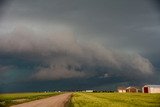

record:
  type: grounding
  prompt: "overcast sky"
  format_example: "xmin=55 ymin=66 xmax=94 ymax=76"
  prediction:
xmin=0 ymin=0 xmax=160 ymax=92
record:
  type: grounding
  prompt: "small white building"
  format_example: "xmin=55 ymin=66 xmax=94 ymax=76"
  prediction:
xmin=86 ymin=90 xmax=93 ymax=92
xmin=142 ymin=85 xmax=160 ymax=93
xmin=117 ymin=87 xmax=126 ymax=93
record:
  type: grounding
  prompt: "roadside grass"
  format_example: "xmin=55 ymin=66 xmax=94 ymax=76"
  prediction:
xmin=70 ymin=92 xmax=160 ymax=107
xmin=0 ymin=92 xmax=61 ymax=107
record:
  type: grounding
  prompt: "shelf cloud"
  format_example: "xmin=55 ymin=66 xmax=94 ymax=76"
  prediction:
xmin=0 ymin=26 xmax=154 ymax=81
xmin=0 ymin=0 xmax=159 ymax=92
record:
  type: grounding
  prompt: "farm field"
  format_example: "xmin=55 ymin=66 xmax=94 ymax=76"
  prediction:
xmin=70 ymin=92 xmax=160 ymax=107
xmin=0 ymin=92 xmax=61 ymax=107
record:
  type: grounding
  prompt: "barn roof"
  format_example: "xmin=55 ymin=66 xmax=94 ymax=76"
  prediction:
xmin=144 ymin=85 xmax=160 ymax=88
xmin=126 ymin=86 xmax=138 ymax=89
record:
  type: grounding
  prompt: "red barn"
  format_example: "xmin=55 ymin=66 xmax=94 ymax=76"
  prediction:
xmin=142 ymin=85 xmax=160 ymax=93
xmin=126 ymin=86 xmax=139 ymax=93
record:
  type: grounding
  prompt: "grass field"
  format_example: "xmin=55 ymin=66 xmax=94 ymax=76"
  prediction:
xmin=0 ymin=92 xmax=61 ymax=107
xmin=70 ymin=92 xmax=160 ymax=107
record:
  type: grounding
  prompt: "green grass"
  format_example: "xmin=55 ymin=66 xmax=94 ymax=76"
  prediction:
xmin=0 ymin=92 xmax=61 ymax=107
xmin=70 ymin=92 xmax=160 ymax=107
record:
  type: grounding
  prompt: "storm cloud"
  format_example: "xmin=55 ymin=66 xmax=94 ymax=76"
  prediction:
xmin=0 ymin=26 xmax=154 ymax=80
xmin=0 ymin=0 xmax=160 ymax=92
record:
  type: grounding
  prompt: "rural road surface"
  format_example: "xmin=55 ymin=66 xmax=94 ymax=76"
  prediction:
xmin=11 ymin=93 xmax=72 ymax=107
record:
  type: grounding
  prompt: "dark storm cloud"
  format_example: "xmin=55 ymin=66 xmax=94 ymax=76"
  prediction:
xmin=0 ymin=0 xmax=6 ymax=9
xmin=153 ymin=0 xmax=160 ymax=11
xmin=0 ymin=26 xmax=154 ymax=81
xmin=0 ymin=0 xmax=9 ymax=20
xmin=2 ymin=0 xmax=160 ymax=54
xmin=0 ymin=0 xmax=160 ymax=92
xmin=0 ymin=0 xmax=7 ymax=10
xmin=0 ymin=65 xmax=13 ymax=73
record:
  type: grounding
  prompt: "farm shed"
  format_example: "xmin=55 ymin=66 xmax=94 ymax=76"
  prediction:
xmin=86 ymin=90 xmax=93 ymax=92
xmin=142 ymin=85 xmax=160 ymax=93
xmin=117 ymin=87 xmax=126 ymax=93
xmin=126 ymin=87 xmax=139 ymax=93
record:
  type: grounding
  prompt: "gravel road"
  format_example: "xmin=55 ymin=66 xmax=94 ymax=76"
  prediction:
xmin=11 ymin=93 xmax=72 ymax=107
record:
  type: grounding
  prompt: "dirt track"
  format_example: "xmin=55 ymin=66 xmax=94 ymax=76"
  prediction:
xmin=11 ymin=93 xmax=72 ymax=107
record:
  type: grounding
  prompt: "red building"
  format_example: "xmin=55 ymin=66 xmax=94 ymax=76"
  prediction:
xmin=142 ymin=85 xmax=160 ymax=93
xmin=126 ymin=87 xmax=139 ymax=93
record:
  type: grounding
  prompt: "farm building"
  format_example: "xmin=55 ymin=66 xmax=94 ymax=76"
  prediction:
xmin=126 ymin=87 xmax=139 ymax=93
xmin=142 ymin=85 xmax=160 ymax=93
xmin=86 ymin=90 xmax=93 ymax=92
xmin=117 ymin=87 xmax=126 ymax=93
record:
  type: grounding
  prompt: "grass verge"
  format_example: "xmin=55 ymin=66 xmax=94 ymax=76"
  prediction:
xmin=0 ymin=92 xmax=61 ymax=107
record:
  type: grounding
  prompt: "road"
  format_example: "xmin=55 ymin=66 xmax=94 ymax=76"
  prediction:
xmin=11 ymin=93 xmax=72 ymax=107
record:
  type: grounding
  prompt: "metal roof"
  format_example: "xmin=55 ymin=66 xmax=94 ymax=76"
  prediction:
xmin=126 ymin=86 xmax=137 ymax=89
xmin=144 ymin=85 xmax=160 ymax=88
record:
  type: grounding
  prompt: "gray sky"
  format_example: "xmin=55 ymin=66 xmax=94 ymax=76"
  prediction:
xmin=0 ymin=0 xmax=160 ymax=92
